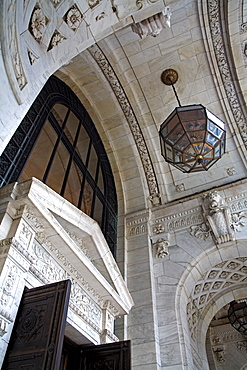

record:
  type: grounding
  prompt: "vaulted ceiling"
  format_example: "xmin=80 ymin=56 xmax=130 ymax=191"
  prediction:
xmin=1 ymin=0 xmax=247 ymax=213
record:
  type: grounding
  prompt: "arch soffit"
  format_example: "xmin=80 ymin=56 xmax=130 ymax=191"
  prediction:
xmin=175 ymin=241 xmax=247 ymax=367
xmin=56 ymin=52 xmax=151 ymax=213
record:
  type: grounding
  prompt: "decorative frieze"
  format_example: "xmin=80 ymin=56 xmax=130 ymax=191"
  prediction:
xmin=212 ymin=329 xmax=245 ymax=345
xmin=65 ymin=230 xmax=92 ymax=260
xmin=3 ymin=0 xmax=27 ymax=93
xmin=88 ymin=44 xmax=161 ymax=206
xmin=207 ymin=0 xmax=247 ymax=151
xmin=126 ymin=216 xmax=148 ymax=238
xmin=70 ymin=280 xmax=101 ymax=327
xmin=152 ymin=207 xmax=203 ymax=235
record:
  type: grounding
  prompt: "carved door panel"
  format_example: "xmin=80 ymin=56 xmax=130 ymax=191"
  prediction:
xmin=80 ymin=340 xmax=131 ymax=370
xmin=3 ymin=279 xmax=71 ymax=370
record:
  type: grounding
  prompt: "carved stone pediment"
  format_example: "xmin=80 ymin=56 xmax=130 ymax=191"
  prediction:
xmin=0 ymin=178 xmax=134 ymax=363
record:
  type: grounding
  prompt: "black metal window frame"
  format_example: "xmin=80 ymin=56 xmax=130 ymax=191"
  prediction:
xmin=0 ymin=75 xmax=117 ymax=256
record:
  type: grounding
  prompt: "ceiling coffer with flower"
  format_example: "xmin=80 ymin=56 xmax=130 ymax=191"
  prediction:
xmin=64 ymin=4 xmax=83 ymax=31
xmin=29 ymin=3 xmax=84 ymax=50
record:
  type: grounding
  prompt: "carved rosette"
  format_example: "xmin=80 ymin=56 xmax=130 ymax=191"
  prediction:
xmin=48 ymin=30 xmax=67 ymax=51
xmin=29 ymin=6 xmax=49 ymax=43
xmin=64 ymin=5 xmax=83 ymax=31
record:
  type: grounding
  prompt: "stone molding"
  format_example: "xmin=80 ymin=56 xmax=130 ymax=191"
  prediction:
xmin=127 ymin=188 xmax=247 ymax=243
xmin=88 ymin=43 xmax=161 ymax=206
xmin=152 ymin=207 xmax=204 ymax=235
xmin=126 ymin=214 xmax=149 ymax=238
xmin=207 ymin=0 xmax=247 ymax=151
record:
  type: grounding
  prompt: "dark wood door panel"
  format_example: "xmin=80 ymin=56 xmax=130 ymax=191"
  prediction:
xmin=3 ymin=280 xmax=71 ymax=370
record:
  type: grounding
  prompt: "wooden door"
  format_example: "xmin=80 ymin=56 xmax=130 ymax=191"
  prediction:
xmin=3 ymin=280 xmax=71 ymax=370
xmin=80 ymin=340 xmax=131 ymax=370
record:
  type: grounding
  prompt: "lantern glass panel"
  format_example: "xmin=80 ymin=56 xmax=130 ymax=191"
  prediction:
xmin=188 ymin=130 xmax=205 ymax=142
xmin=167 ymin=114 xmax=180 ymax=133
xmin=178 ymin=106 xmax=205 ymax=121
xmin=165 ymin=144 xmax=173 ymax=160
xmin=208 ymin=120 xmax=224 ymax=138
xmin=175 ymin=134 xmax=190 ymax=150
xmin=183 ymin=119 xmax=206 ymax=131
xmin=206 ymin=132 xmax=218 ymax=146
xmin=204 ymin=150 xmax=213 ymax=159
xmin=166 ymin=124 xmax=185 ymax=145
xmin=186 ymin=146 xmax=196 ymax=155
xmin=214 ymin=143 xmax=221 ymax=157
xmin=206 ymin=109 xmax=225 ymax=130
xmin=174 ymin=151 xmax=182 ymax=162
xmin=202 ymin=144 xmax=211 ymax=154
xmin=194 ymin=143 xmax=203 ymax=154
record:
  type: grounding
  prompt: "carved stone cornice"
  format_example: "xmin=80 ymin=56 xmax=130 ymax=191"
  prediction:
xmin=152 ymin=207 xmax=204 ymax=235
xmin=88 ymin=44 xmax=161 ymax=206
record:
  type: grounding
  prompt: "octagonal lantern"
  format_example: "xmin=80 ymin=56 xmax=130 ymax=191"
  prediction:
xmin=228 ymin=300 xmax=247 ymax=335
xmin=159 ymin=104 xmax=226 ymax=173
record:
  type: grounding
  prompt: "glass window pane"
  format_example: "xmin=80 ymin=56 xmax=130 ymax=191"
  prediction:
xmin=97 ymin=166 xmax=104 ymax=194
xmin=19 ymin=120 xmax=57 ymax=182
xmin=63 ymin=162 xmax=82 ymax=207
xmin=76 ymin=125 xmax=91 ymax=164
xmin=52 ymin=104 xmax=69 ymax=126
xmin=87 ymin=144 xmax=98 ymax=180
xmin=46 ymin=141 xmax=70 ymax=194
xmin=65 ymin=111 xmax=80 ymax=142
xmin=93 ymin=196 xmax=103 ymax=227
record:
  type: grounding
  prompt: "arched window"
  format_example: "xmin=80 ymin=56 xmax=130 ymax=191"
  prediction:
xmin=0 ymin=76 xmax=117 ymax=256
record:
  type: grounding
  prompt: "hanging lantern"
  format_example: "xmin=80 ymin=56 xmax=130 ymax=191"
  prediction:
xmin=159 ymin=69 xmax=226 ymax=173
xmin=228 ymin=300 xmax=247 ymax=335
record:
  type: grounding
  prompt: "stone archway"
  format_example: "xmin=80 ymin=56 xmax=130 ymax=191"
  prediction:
xmin=175 ymin=241 xmax=247 ymax=369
